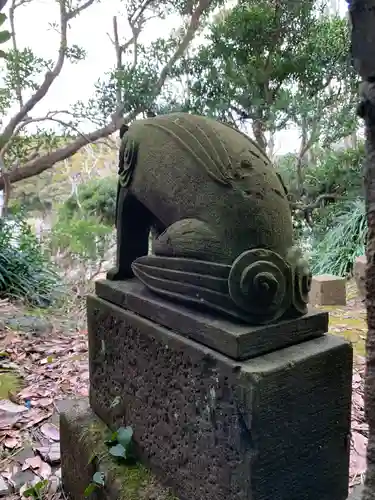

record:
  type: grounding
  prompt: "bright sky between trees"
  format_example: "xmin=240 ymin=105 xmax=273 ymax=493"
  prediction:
xmin=10 ymin=0 xmax=349 ymax=156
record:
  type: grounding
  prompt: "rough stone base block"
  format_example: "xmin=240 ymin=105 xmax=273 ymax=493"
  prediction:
xmin=88 ymin=292 xmax=353 ymax=500
xmin=347 ymin=484 xmax=364 ymax=500
xmin=354 ymin=256 xmax=366 ymax=299
xmin=60 ymin=398 xmax=177 ymax=500
xmin=310 ymin=274 xmax=347 ymax=306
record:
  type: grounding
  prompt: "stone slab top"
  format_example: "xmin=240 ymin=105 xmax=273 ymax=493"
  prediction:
xmin=313 ymin=274 xmax=346 ymax=282
xmin=95 ymin=279 xmax=329 ymax=361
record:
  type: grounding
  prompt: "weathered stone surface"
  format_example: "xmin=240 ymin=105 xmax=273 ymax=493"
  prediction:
xmin=59 ymin=398 xmax=178 ymax=500
xmin=96 ymin=279 xmax=328 ymax=360
xmin=88 ymin=294 xmax=353 ymax=500
xmin=0 ymin=315 xmax=53 ymax=336
xmin=354 ymin=255 xmax=366 ymax=299
xmin=347 ymin=484 xmax=364 ymax=500
xmin=108 ymin=113 xmax=312 ymax=325
xmin=309 ymin=274 xmax=347 ymax=306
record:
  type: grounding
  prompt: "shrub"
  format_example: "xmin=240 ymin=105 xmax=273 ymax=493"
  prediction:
xmin=309 ymin=198 xmax=366 ymax=277
xmin=0 ymin=215 xmax=61 ymax=305
xmin=60 ymin=176 xmax=117 ymax=226
xmin=50 ymin=216 xmax=114 ymax=265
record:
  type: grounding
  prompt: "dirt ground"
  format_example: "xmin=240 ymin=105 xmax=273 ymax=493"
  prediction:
xmin=0 ymin=281 xmax=368 ymax=497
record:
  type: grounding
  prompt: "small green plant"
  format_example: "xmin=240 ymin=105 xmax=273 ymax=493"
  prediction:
xmin=84 ymin=470 xmax=106 ymax=497
xmin=23 ymin=480 xmax=49 ymax=499
xmin=105 ymin=426 xmax=135 ymax=462
xmin=84 ymin=426 xmax=135 ymax=497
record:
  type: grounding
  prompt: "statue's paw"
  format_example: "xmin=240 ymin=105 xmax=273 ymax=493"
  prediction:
xmin=153 ymin=218 xmax=223 ymax=262
xmin=106 ymin=266 xmax=134 ymax=281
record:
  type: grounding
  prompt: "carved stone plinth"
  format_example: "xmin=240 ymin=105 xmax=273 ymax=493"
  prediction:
xmin=310 ymin=274 xmax=347 ymax=306
xmin=87 ymin=280 xmax=353 ymax=500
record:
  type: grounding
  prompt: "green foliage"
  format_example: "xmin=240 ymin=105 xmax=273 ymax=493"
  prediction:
xmin=60 ymin=177 xmax=117 ymax=226
xmin=4 ymin=48 xmax=52 ymax=96
xmin=105 ymin=426 xmax=136 ymax=462
xmin=278 ymin=143 xmax=364 ymax=207
xmin=179 ymin=0 xmax=356 ymax=150
xmin=3 ymin=133 xmax=63 ymax=168
xmin=0 ymin=215 xmax=60 ymax=305
xmin=23 ymin=480 xmax=49 ymax=499
xmin=84 ymin=471 xmax=106 ymax=497
xmin=52 ymin=176 xmax=117 ymax=266
xmin=310 ymin=199 xmax=367 ymax=277
xmin=84 ymin=426 xmax=135 ymax=497
xmin=0 ymin=11 xmax=11 ymax=59
xmin=50 ymin=216 xmax=113 ymax=263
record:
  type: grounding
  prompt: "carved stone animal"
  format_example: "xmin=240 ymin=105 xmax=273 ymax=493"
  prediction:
xmin=108 ymin=113 xmax=311 ymax=324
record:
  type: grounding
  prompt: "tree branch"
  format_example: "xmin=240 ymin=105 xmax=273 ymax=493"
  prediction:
xmin=0 ymin=0 xmax=95 ymax=151
xmin=67 ymin=0 xmax=96 ymax=20
xmin=0 ymin=0 xmax=213 ymax=190
xmin=0 ymin=103 xmax=135 ymax=190
xmin=290 ymin=193 xmax=344 ymax=212
xmin=9 ymin=0 xmax=23 ymax=109
xmin=152 ymin=0 xmax=213 ymax=98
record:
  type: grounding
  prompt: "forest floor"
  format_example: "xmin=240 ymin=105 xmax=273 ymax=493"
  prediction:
xmin=0 ymin=281 xmax=368 ymax=498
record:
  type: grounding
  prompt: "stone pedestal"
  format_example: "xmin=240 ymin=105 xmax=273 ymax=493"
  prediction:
xmin=310 ymin=274 xmax=347 ymax=306
xmin=354 ymin=256 xmax=366 ymax=299
xmin=82 ymin=279 xmax=353 ymax=500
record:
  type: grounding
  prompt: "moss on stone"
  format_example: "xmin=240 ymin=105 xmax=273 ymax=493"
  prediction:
xmin=77 ymin=417 xmax=178 ymax=500
xmin=327 ymin=315 xmax=367 ymax=356
xmin=0 ymin=371 xmax=23 ymax=399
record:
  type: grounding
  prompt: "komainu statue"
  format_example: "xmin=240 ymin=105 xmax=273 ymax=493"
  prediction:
xmin=107 ymin=112 xmax=312 ymax=325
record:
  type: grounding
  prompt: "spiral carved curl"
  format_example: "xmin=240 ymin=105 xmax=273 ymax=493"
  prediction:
xmin=228 ymin=247 xmax=311 ymax=323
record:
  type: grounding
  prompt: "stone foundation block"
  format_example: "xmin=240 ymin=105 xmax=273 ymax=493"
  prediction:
xmin=347 ymin=484 xmax=364 ymax=500
xmin=88 ymin=282 xmax=353 ymax=500
xmin=60 ymin=398 xmax=177 ymax=500
xmin=310 ymin=274 xmax=347 ymax=306
xmin=354 ymin=256 xmax=366 ymax=299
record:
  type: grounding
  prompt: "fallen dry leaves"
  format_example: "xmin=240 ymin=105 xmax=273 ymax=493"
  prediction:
xmin=0 ymin=322 xmax=88 ymax=498
xmin=0 ymin=285 xmax=371 ymax=498
xmin=350 ymin=356 xmax=368 ymax=490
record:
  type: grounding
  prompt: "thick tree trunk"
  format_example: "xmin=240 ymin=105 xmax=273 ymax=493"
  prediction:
xmin=361 ymin=82 xmax=375 ymax=499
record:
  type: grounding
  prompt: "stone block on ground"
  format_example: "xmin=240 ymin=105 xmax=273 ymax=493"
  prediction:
xmin=354 ymin=256 xmax=366 ymax=299
xmin=347 ymin=484 xmax=364 ymax=500
xmin=59 ymin=398 xmax=178 ymax=500
xmin=88 ymin=280 xmax=353 ymax=500
xmin=309 ymin=274 xmax=347 ymax=306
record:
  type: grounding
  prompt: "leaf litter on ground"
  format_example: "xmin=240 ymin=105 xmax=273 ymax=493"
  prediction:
xmin=0 ymin=318 xmax=88 ymax=498
xmin=0 ymin=283 xmax=371 ymax=497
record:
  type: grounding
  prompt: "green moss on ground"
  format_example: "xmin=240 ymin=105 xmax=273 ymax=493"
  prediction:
xmin=314 ymin=280 xmax=367 ymax=357
xmin=0 ymin=371 xmax=23 ymax=399
xmin=78 ymin=419 xmax=178 ymax=500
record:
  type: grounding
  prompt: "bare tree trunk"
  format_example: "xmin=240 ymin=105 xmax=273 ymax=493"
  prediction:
xmin=347 ymin=0 xmax=375 ymax=497
xmin=267 ymin=131 xmax=275 ymax=160
xmin=252 ymin=119 xmax=267 ymax=151
xmin=361 ymin=82 xmax=375 ymax=500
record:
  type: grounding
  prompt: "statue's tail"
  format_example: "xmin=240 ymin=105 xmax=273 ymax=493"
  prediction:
xmin=132 ymin=247 xmax=311 ymax=325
